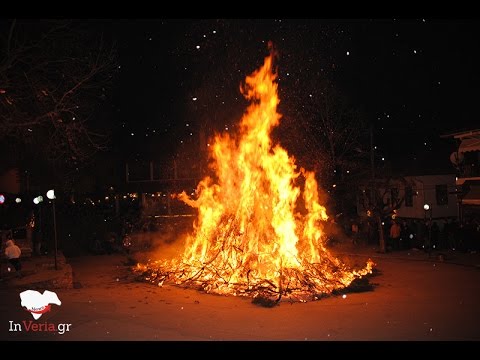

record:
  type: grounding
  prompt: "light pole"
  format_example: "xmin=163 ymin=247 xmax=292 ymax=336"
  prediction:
xmin=33 ymin=195 xmax=44 ymax=256
xmin=423 ymin=203 xmax=432 ymax=253
xmin=46 ymin=189 xmax=58 ymax=270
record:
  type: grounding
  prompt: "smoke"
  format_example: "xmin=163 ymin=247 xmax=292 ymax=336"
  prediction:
xmin=127 ymin=217 xmax=193 ymax=263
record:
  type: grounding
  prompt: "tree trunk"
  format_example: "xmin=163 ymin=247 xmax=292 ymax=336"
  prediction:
xmin=377 ymin=215 xmax=386 ymax=253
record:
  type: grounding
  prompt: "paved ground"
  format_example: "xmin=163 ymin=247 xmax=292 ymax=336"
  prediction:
xmin=0 ymin=243 xmax=479 ymax=341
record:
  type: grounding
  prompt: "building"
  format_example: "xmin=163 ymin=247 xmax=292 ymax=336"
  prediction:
xmin=443 ymin=129 xmax=480 ymax=220
xmin=357 ymin=174 xmax=459 ymax=221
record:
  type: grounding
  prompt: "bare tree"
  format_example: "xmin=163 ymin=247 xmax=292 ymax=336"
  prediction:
xmin=279 ymin=76 xmax=369 ymax=213
xmin=0 ymin=19 xmax=118 ymax=182
xmin=358 ymin=176 xmax=410 ymax=253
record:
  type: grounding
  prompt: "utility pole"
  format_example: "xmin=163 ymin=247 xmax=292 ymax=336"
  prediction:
xmin=371 ymin=123 xmax=386 ymax=253
xmin=370 ymin=123 xmax=375 ymax=190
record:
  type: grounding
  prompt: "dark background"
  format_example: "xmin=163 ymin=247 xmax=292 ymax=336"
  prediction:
xmin=108 ymin=18 xmax=478 ymax=173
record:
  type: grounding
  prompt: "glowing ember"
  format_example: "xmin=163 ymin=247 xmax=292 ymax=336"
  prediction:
xmin=136 ymin=47 xmax=374 ymax=303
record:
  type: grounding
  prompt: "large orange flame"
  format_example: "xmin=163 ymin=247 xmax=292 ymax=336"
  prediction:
xmin=137 ymin=50 xmax=374 ymax=302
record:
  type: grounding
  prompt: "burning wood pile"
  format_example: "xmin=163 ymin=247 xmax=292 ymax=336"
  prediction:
xmin=135 ymin=48 xmax=375 ymax=305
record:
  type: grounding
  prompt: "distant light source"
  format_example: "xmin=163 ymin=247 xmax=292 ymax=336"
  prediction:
xmin=33 ymin=196 xmax=43 ymax=204
xmin=46 ymin=189 xmax=56 ymax=200
xmin=423 ymin=204 xmax=430 ymax=211
xmin=0 ymin=194 xmax=4 ymax=204
xmin=15 ymin=197 xmax=21 ymax=203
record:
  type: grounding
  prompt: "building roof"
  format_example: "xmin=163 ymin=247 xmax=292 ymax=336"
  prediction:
xmin=441 ymin=129 xmax=480 ymax=154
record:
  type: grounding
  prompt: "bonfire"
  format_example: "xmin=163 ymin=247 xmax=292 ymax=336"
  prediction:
xmin=135 ymin=48 xmax=374 ymax=304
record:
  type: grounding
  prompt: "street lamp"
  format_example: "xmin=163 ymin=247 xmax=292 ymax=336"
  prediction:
xmin=33 ymin=195 xmax=43 ymax=205
xmin=423 ymin=203 xmax=432 ymax=254
xmin=46 ymin=189 xmax=58 ymax=270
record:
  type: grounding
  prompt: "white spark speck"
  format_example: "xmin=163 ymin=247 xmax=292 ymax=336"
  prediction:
xmin=190 ymin=133 xmax=193 ymax=136
xmin=186 ymin=123 xmax=190 ymax=127
xmin=342 ymin=294 xmax=347 ymax=299
xmin=203 ymin=34 xmax=206 ymax=38
xmin=413 ymin=50 xmax=417 ymax=54
xmin=27 ymin=128 xmax=32 ymax=132
xmin=148 ymin=37 xmax=152 ymax=41
xmin=192 ymin=97 xmax=197 ymax=101
xmin=346 ymin=51 xmax=350 ymax=56
xmin=309 ymin=94 xmax=313 ymax=98
xmin=212 ymin=30 xmax=216 ymax=34
xmin=382 ymin=157 xmax=385 ymax=161
xmin=438 ymin=81 xmax=441 ymax=85
xmin=131 ymin=133 xmax=134 ymax=136
xmin=424 ymin=142 xmax=427 ymax=146
xmin=196 ymin=45 xmax=200 ymax=49
xmin=118 ymin=65 xmax=121 ymax=69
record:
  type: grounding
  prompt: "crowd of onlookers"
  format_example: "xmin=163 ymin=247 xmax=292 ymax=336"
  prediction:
xmin=349 ymin=216 xmax=480 ymax=253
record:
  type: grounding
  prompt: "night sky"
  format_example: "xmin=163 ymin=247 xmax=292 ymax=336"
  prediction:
xmin=107 ymin=19 xmax=479 ymax=173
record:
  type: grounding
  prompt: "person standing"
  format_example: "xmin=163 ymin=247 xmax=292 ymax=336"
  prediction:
xmin=5 ymin=238 xmax=22 ymax=277
xmin=389 ymin=220 xmax=402 ymax=251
